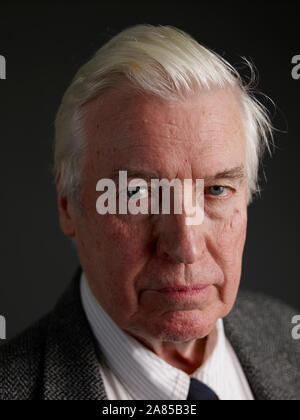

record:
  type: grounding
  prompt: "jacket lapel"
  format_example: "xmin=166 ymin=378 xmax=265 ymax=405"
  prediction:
xmin=42 ymin=269 xmax=108 ymax=400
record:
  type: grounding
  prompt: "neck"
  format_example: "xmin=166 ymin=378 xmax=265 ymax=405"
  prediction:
xmin=125 ymin=332 xmax=208 ymax=375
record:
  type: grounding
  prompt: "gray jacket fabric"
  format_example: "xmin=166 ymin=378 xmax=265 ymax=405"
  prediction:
xmin=0 ymin=268 xmax=299 ymax=400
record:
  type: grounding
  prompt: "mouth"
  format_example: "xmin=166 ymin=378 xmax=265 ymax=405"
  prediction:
xmin=157 ymin=284 xmax=212 ymax=298
xmin=159 ymin=284 xmax=210 ymax=293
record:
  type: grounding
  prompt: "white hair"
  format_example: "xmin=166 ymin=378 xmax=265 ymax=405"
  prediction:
xmin=54 ymin=24 xmax=274 ymax=205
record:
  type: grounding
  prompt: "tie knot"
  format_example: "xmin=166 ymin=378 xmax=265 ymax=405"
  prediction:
xmin=187 ymin=378 xmax=219 ymax=400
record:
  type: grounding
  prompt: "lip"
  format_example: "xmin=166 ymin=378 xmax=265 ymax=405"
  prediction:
xmin=140 ymin=284 xmax=213 ymax=305
xmin=158 ymin=284 xmax=211 ymax=294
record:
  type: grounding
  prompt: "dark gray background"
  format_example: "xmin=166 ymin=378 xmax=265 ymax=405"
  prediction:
xmin=0 ymin=0 xmax=299 ymax=342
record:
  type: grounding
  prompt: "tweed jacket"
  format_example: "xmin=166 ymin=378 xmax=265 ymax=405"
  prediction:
xmin=0 ymin=268 xmax=299 ymax=400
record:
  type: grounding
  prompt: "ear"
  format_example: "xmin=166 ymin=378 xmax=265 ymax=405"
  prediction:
xmin=57 ymin=193 xmax=76 ymax=238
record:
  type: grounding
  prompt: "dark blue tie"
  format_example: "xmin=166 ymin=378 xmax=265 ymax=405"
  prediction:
xmin=187 ymin=378 xmax=219 ymax=400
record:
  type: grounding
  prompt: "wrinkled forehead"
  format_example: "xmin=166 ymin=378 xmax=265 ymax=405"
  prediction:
xmin=81 ymin=86 xmax=246 ymax=178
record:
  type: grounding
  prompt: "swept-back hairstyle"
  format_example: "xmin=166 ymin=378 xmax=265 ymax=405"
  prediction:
xmin=54 ymin=24 xmax=273 ymax=205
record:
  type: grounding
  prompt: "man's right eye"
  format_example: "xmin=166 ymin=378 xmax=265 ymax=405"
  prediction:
xmin=127 ymin=186 xmax=148 ymax=200
xmin=127 ymin=186 xmax=140 ymax=198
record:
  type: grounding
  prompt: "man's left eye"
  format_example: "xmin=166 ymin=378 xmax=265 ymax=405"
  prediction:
xmin=207 ymin=186 xmax=227 ymax=196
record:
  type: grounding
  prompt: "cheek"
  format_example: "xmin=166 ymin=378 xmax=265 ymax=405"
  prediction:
xmin=77 ymin=215 xmax=153 ymax=324
xmin=207 ymin=208 xmax=247 ymax=302
xmin=101 ymin=216 xmax=152 ymax=263
xmin=82 ymin=214 xmax=153 ymax=298
xmin=216 ymin=208 xmax=247 ymax=259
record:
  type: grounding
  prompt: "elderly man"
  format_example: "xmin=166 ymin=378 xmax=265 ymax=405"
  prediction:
xmin=0 ymin=25 xmax=299 ymax=400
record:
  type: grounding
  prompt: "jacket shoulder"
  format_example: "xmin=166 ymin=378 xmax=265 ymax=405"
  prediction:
xmin=225 ymin=289 xmax=300 ymax=400
xmin=234 ymin=289 xmax=298 ymax=328
xmin=0 ymin=314 xmax=50 ymax=400
xmin=231 ymin=289 xmax=299 ymax=349
xmin=236 ymin=288 xmax=297 ymax=313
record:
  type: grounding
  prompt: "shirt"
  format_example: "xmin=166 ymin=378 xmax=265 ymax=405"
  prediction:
xmin=80 ymin=272 xmax=254 ymax=400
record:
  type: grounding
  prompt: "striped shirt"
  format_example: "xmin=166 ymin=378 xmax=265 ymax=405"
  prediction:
xmin=80 ymin=272 xmax=254 ymax=400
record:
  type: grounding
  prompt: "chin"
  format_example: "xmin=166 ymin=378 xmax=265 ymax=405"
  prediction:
xmin=145 ymin=309 xmax=219 ymax=343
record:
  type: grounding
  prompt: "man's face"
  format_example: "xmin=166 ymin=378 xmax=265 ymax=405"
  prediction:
xmin=61 ymin=86 xmax=248 ymax=344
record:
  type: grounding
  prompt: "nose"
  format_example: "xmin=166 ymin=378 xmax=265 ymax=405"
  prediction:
xmin=156 ymin=213 xmax=207 ymax=264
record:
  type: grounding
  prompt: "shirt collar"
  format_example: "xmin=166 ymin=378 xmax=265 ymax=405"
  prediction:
xmin=80 ymin=271 xmax=224 ymax=400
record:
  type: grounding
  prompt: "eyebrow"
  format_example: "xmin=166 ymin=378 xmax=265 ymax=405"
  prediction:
xmin=205 ymin=165 xmax=246 ymax=183
xmin=109 ymin=165 xmax=246 ymax=183
xmin=110 ymin=169 xmax=162 ymax=181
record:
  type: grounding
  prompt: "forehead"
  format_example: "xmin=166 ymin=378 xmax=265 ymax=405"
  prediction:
xmin=82 ymin=86 xmax=246 ymax=178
